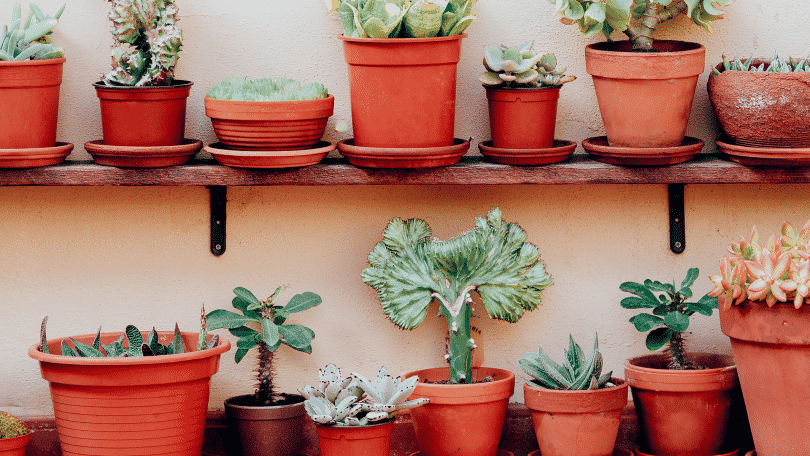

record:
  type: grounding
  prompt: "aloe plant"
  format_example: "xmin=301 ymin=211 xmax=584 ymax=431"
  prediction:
xmin=519 ymin=334 xmax=613 ymax=390
xmin=0 ymin=3 xmax=65 ymax=61
xmin=362 ymin=207 xmax=553 ymax=384
xmin=0 ymin=412 xmax=29 ymax=439
xmin=335 ymin=0 xmax=476 ymax=38
xmin=206 ymin=77 xmax=329 ymax=102
xmin=479 ymin=41 xmax=575 ymax=89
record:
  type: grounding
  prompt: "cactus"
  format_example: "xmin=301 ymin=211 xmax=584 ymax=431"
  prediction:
xmin=206 ymin=77 xmax=329 ymax=102
xmin=519 ymin=334 xmax=613 ymax=390
xmin=102 ymin=0 xmax=183 ymax=86
xmin=712 ymin=55 xmax=810 ymax=76
xmin=336 ymin=0 xmax=476 ymax=39
xmin=0 ymin=412 xmax=29 ymax=439
xmin=206 ymin=287 xmax=322 ymax=406
xmin=0 ymin=3 xmax=65 ymax=61
xmin=479 ymin=41 xmax=575 ymax=89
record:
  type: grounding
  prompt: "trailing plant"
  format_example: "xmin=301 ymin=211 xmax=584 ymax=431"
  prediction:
xmin=330 ymin=0 xmax=476 ymax=39
xmin=0 ymin=412 xmax=29 ymax=439
xmin=102 ymin=0 xmax=183 ymax=86
xmin=712 ymin=55 xmax=810 ymax=75
xmin=0 ymin=3 xmax=65 ymax=61
xmin=361 ymin=207 xmax=553 ymax=384
xmin=300 ymin=364 xmax=428 ymax=426
xmin=620 ymin=267 xmax=718 ymax=370
xmin=709 ymin=220 xmax=810 ymax=310
xmin=548 ymin=0 xmax=735 ymax=51
xmin=206 ymin=287 xmax=322 ymax=406
xmin=479 ymin=40 xmax=575 ymax=89
xmin=206 ymin=77 xmax=329 ymax=102
xmin=519 ymin=334 xmax=613 ymax=390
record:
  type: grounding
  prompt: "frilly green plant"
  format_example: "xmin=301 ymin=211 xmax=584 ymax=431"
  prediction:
xmin=206 ymin=77 xmax=329 ymax=102
xmin=712 ymin=55 xmax=810 ymax=75
xmin=548 ymin=0 xmax=734 ymax=51
xmin=332 ymin=0 xmax=476 ymax=39
xmin=479 ymin=41 xmax=576 ymax=89
xmin=361 ymin=207 xmax=553 ymax=384
xmin=519 ymin=334 xmax=613 ymax=390
xmin=0 ymin=412 xmax=29 ymax=439
xmin=102 ymin=0 xmax=183 ymax=86
xmin=0 ymin=3 xmax=64 ymax=61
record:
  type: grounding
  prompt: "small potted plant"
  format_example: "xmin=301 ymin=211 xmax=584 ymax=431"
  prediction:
xmin=203 ymin=76 xmax=336 ymax=168
xmin=0 ymin=412 xmax=30 ymax=456
xmin=362 ymin=207 xmax=554 ymax=456
xmin=621 ymin=268 xmax=737 ymax=456
xmin=330 ymin=0 xmax=477 ymax=168
xmin=205 ymin=286 xmax=322 ymax=456
xmin=28 ymin=312 xmax=229 ymax=456
xmin=548 ymin=0 xmax=734 ymax=161
xmin=478 ymin=40 xmax=576 ymax=165
xmin=299 ymin=364 xmax=429 ymax=456
xmin=519 ymin=334 xmax=628 ymax=456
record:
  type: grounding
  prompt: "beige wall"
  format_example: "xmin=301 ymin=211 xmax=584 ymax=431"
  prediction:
xmin=1 ymin=0 xmax=807 ymax=417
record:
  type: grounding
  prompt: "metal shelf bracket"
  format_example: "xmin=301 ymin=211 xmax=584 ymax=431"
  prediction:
xmin=669 ymin=184 xmax=685 ymax=254
xmin=209 ymin=186 xmax=226 ymax=256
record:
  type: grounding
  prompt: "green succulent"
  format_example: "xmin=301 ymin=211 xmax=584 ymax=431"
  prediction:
xmin=337 ymin=0 xmax=476 ymax=39
xmin=519 ymin=334 xmax=612 ymax=390
xmin=0 ymin=3 xmax=65 ymax=61
xmin=479 ymin=41 xmax=575 ymax=89
xmin=0 ymin=412 xmax=29 ymax=439
xmin=712 ymin=55 xmax=810 ymax=75
xmin=206 ymin=77 xmax=329 ymax=102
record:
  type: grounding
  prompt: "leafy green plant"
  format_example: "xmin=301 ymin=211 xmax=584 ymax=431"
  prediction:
xmin=206 ymin=77 xmax=329 ymax=102
xmin=0 ymin=3 xmax=65 ymax=61
xmin=548 ymin=0 xmax=734 ymax=51
xmin=333 ymin=0 xmax=476 ymax=39
xmin=712 ymin=55 xmax=810 ymax=75
xmin=519 ymin=334 xmax=612 ymax=390
xmin=620 ymin=267 xmax=718 ymax=370
xmin=0 ymin=412 xmax=29 ymax=439
xmin=361 ymin=207 xmax=553 ymax=384
xmin=206 ymin=287 xmax=322 ymax=406
xmin=479 ymin=40 xmax=575 ymax=89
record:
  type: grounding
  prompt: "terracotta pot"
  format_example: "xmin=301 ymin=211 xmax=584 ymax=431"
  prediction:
xmin=485 ymin=86 xmax=560 ymax=149
xmin=0 ymin=58 xmax=65 ymax=149
xmin=0 ymin=433 xmax=30 ymax=456
xmin=315 ymin=420 xmax=394 ymax=456
xmin=204 ymin=94 xmax=334 ymax=150
xmin=708 ymin=59 xmax=810 ymax=148
xmin=224 ymin=394 xmax=306 ymax=456
xmin=28 ymin=331 xmax=230 ymax=456
xmin=585 ymin=41 xmax=705 ymax=148
xmin=624 ymin=353 xmax=737 ymax=456
xmin=404 ymin=367 xmax=515 ymax=456
xmin=340 ymin=35 xmax=464 ymax=149
xmin=523 ymin=378 xmax=628 ymax=456
xmin=94 ymin=80 xmax=192 ymax=147
xmin=719 ymin=300 xmax=810 ymax=456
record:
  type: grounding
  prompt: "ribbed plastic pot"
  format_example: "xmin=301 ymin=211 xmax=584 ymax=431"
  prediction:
xmin=404 ymin=367 xmax=514 ymax=456
xmin=204 ymin=95 xmax=334 ymax=150
xmin=28 ymin=331 xmax=230 ymax=456
xmin=0 ymin=432 xmax=30 ymax=456
xmin=485 ymin=86 xmax=560 ymax=149
xmin=315 ymin=420 xmax=394 ymax=456
xmin=225 ymin=394 xmax=306 ymax=456
xmin=0 ymin=58 xmax=65 ymax=149
xmin=340 ymin=35 xmax=464 ymax=149
xmin=585 ymin=40 xmax=705 ymax=148
xmin=523 ymin=378 xmax=628 ymax=456
xmin=94 ymin=80 xmax=192 ymax=147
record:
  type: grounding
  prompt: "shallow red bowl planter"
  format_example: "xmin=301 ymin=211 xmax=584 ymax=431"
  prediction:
xmin=0 ymin=432 xmax=30 ymax=456
xmin=485 ymin=86 xmax=560 ymax=150
xmin=315 ymin=420 xmax=394 ymax=456
xmin=0 ymin=58 xmax=65 ymax=149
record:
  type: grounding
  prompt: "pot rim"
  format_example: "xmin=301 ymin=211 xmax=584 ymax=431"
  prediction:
xmin=0 ymin=56 xmax=66 ymax=67
xmin=338 ymin=33 xmax=466 ymax=43
xmin=625 ymin=353 xmax=737 ymax=392
xmin=313 ymin=418 xmax=395 ymax=429
xmin=93 ymin=79 xmax=194 ymax=90
xmin=523 ymin=377 xmax=629 ymax=413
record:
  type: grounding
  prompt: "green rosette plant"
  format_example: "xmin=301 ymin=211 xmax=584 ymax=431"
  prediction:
xmin=712 ymin=55 xmax=810 ymax=75
xmin=479 ymin=40 xmax=576 ymax=89
xmin=519 ymin=334 xmax=613 ymax=390
xmin=0 ymin=3 xmax=65 ymax=61
xmin=331 ymin=0 xmax=476 ymax=39
xmin=206 ymin=77 xmax=329 ymax=102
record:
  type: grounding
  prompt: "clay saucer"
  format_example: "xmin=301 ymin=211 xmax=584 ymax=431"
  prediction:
xmin=527 ymin=449 xmax=633 ymax=456
xmin=478 ymin=139 xmax=576 ymax=165
xmin=84 ymin=139 xmax=203 ymax=168
xmin=409 ymin=451 xmax=513 ymax=456
xmin=204 ymin=141 xmax=335 ymax=168
xmin=0 ymin=142 xmax=73 ymax=168
xmin=337 ymin=138 xmax=470 ymax=168
xmin=634 ymin=446 xmax=738 ymax=456
xmin=716 ymin=138 xmax=810 ymax=167
xmin=583 ymin=136 xmax=704 ymax=166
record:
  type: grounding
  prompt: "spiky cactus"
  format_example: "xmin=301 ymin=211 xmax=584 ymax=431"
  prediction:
xmin=103 ymin=0 xmax=182 ymax=86
xmin=519 ymin=334 xmax=613 ymax=390
xmin=0 ymin=3 xmax=65 ymax=61
xmin=0 ymin=412 xmax=29 ymax=439
xmin=335 ymin=0 xmax=476 ymax=39
xmin=479 ymin=41 xmax=575 ymax=89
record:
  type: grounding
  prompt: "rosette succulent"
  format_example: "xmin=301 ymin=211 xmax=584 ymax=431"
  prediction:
xmin=206 ymin=77 xmax=329 ymax=102
xmin=519 ymin=334 xmax=613 ymax=390
xmin=712 ymin=55 xmax=810 ymax=75
xmin=333 ymin=0 xmax=476 ymax=39
xmin=0 ymin=3 xmax=65 ymax=61
xmin=479 ymin=41 xmax=575 ymax=89
xmin=0 ymin=412 xmax=29 ymax=439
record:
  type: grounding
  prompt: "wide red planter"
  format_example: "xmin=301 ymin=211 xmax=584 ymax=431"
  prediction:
xmin=0 ymin=432 xmax=30 ymax=456
xmin=485 ymin=86 xmax=560 ymax=149
xmin=585 ymin=40 xmax=705 ymax=148
xmin=94 ymin=80 xmax=193 ymax=147
xmin=0 ymin=58 xmax=65 ymax=149
xmin=315 ymin=420 xmax=394 ymax=456
xmin=340 ymin=35 xmax=464 ymax=149
xmin=720 ymin=300 xmax=810 ymax=456
xmin=404 ymin=367 xmax=514 ymax=456
xmin=29 ymin=331 xmax=230 ymax=456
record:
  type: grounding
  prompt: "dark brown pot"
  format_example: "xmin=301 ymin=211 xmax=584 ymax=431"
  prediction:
xmin=224 ymin=394 xmax=306 ymax=456
xmin=708 ymin=59 xmax=810 ymax=148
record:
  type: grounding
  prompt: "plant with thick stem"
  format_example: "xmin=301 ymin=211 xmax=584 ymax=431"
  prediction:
xmin=206 ymin=287 xmax=321 ymax=406
xmin=620 ymin=268 xmax=718 ymax=370
xmin=362 ymin=207 xmax=553 ymax=384
xmin=548 ymin=0 xmax=734 ymax=51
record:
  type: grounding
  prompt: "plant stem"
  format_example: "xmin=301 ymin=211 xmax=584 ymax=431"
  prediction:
xmin=439 ymin=295 xmax=474 ymax=384
xmin=624 ymin=0 xmax=688 ymax=51
xmin=255 ymin=342 xmax=275 ymax=405
xmin=667 ymin=331 xmax=694 ymax=370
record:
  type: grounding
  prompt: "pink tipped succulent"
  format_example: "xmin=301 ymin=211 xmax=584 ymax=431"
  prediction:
xmin=780 ymin=260 xmax=810 ymax=309
xmin=745 ymin=250 xmax=792 ymax=306
xmin=708 ymin=256 xmax=747 ymax=310
xmin=727 ymin=226 xmax=759 ymax=260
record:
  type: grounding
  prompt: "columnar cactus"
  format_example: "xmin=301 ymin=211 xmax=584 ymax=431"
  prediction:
xmin=0 ymin=3 xmax=65 ymax=61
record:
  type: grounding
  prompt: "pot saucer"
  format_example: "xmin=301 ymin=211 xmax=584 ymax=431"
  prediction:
xmin=478 ymin=139 xmax=576 ymax=165
xmin=583 ymin=136 xmax=704 ymax=166
xmin=84 ymin=139 xmax=202 ymax=168
xmin=635 ymin=446 xmax=738 ymax=456
xmin=528 ymin=449 xmax=632 ymax=456
xmin=337 ymin=138 xmax=470 ymax=168
xmin=0 ymin=142 xmax=73 ymax=168
xmin=204 ymin=141 xmax=334 ymax=168
xmin=409 ymin=451 xmax=513 ymax=456
xmin=716 ymin=138 xmax=810 ymax=167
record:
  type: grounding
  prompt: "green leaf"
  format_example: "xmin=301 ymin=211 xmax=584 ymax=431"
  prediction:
xmin=620 ymin=296 xmax=658 ymax=309
xmin=685 ymin=301 xmax=713 ymax=316
xmin=234 ymin=347 xmax=250 ymax=364
xmin=69 ymin=337 xmax=105 ymax=357
xmin=283 ymin=292 xmax=322 ymax=314
xmin=125 ymin=325 xmax=143 ymax=349
xmin=206 ymin=309 xmax=256 ymax=330
xmin=278 ymin=324 xmax=315 ymax=351
xmin=697 ymin=293 xmax=719 ymax=310
xmin=61 ymin=339 xmax=77 ymax=356
xmin=262 ymin=318 xmax=279 ymax=347
xmin=236 ymin=334 xmax=259 ymax=351
xmin=679 ymin=267 xmax=699 ymax=293
xmin=630 ymin=313 xmax=664 ymax=332
xmin=646 ymin=327 xmax=673 ymax=351
xmin=233 ymin=287 xmax=261 ymax=307
xmin=663 ymin=311 xmax=690 ymax=332
xmin=620 ymin=282 xmax=659 ymax=306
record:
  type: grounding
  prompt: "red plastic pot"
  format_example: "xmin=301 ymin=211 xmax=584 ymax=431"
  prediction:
xmin=29 ymin=331 xmax=230 ymax=456
xmin=404 ymin=367 xmax=514 ymax=456
xmin=0 ymin=58 xmax=65 ymax=149
xmin=0 ymin=433 xmax=30 ymax=456
xmin=315 ymin=420 xmax=394 ymax=456
xmin=485 ymin=86 xmax=560 ymax=149
xmin=94 ymin=80 xmax=192 ymax=147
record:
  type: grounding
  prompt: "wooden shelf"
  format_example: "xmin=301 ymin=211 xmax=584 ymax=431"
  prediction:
xmin=0 ymin=153 xmax=807 ymax=186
